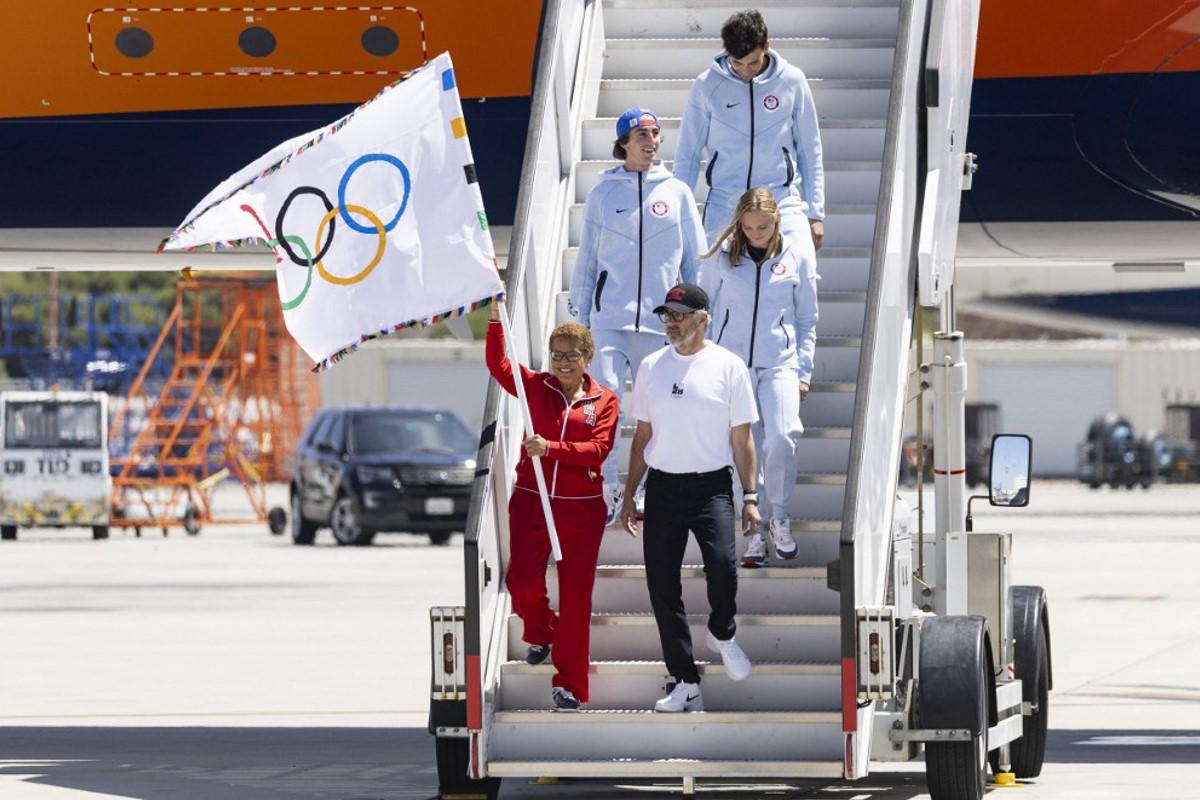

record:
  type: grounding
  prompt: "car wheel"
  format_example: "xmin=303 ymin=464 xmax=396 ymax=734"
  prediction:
xmin=290 ymin=494 xmax=317 ymax=545
xmin=331 ymin=496 xmax=374 ymax=546
xmin=428 ymin=530 xmax=453 ymax=546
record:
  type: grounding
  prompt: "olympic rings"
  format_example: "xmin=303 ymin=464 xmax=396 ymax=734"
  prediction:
xmin=277 ymin=235 xmax=314 ymax=311
xmin=337 ymin=153 xmax=411 ymax=233
xmin=263 ymin=153 xmax=409 ymax=307
xmin=276 ymin=186 xmax=336 ymax=267
xmin=314 ymin=204 xmax=386 ymax=286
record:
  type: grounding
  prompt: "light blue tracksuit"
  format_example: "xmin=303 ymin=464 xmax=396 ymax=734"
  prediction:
xmin=674 ymin=50 xmax=825 ymax=242
xmin=700 ymin=238 xmax=819 ymax=522
xmin=568 ymin=163 xmax=706 ymax=488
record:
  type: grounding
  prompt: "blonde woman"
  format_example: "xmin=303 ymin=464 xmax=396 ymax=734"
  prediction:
xmin=699 ymin=188 xmax=818 ymax=567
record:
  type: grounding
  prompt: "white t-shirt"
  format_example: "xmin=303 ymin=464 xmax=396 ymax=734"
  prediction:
xmin=632 ymin=342 xmax=759 ymax=474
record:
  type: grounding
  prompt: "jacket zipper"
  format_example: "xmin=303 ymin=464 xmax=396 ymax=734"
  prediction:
xmin=716 ymin=308 xmax=730 ymax=343
xmin=635 ymin=171 xmax=644 ymax=331
xmin=543 ymin=379 xmax=602 ymax=497
xmin=748 ymin=260 xmax=763 ymax=367
xmin=783 ymin=147 xmax=795 ymax=186
xmin=746 ymin=81 xmax=755 ymax=190
xmin=779 ymin=311 xmax=790 ymax=349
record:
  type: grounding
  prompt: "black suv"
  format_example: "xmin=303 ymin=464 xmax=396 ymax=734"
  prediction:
xmin=288 ymin=405 xmax=477 ymax=546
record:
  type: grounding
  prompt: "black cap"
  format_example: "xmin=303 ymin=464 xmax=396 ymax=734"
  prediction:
xmin=653 ymin=283 xmax=709 ymax=315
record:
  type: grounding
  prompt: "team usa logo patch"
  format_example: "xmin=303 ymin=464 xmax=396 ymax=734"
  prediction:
xmin=770 ymin=261 xmax=786 ymax=275
xmin=671 ymin=382 xmax=685 ymax=397
xmin=581 ymin=398 xmax=597 ymax=426
xmin=650 ymin=200 xmax=670 ymax=217
xmin=762 ymin=94 xmax=780 ymax=111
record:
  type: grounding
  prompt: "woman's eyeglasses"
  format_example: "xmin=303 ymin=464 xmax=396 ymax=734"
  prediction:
xmin=550 ymin=350 xmax=584 ymax=362
xmin=657 ymin=310 xmax=695 ymax=323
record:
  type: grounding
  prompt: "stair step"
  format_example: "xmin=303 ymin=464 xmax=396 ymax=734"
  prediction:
xmin=602 ymin=0 xmax=902 ymax=40
xmin=561 ymin=246 xmax=872 ymax=293
xmin=597 ymin=78 xmax=891 ymax=119
xmin=487 ymin=759 xmax=844 ymax=778
xmin=596 ymin=518 xmax=840 ymax=565
xmin=550 ymin=564 xmax=838 ymax=614
xmin=602 ymin=37 xmax=896 ymax=80
xmin=572 ymin=160 xmax=882 ymax=205
xmin=508 ymin=613 xmax=840 ymax=662
xmin=489 ymin=709 xmax=843 ymax=761
xmin=583 ymin=116 xmax=886 ymax=162
xmin=499 ymin=659 xmax=840 ymax=712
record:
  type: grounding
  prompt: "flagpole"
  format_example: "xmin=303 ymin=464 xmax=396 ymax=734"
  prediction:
xmin=495 ymin=299 xmax=563 ymax=563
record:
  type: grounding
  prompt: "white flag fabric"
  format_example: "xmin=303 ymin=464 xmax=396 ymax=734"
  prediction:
xmin=161 ymin=52 xmax=505 ymax=369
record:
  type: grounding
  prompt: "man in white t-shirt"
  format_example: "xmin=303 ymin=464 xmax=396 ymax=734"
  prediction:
xmin=621 ymin=283 xmax=761 ymax=712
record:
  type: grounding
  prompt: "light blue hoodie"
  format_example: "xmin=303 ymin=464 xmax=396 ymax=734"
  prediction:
xmin=674 ymin=50 xmax=825 ymax=223
xmin=699 ymin=238 xmax=819 ymax=383
xmin=568 ymin=164 xmax=706 ymax=334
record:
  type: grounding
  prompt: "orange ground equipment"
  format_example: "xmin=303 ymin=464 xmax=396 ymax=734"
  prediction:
xmin=108 ymin=275 xmax=319 ymax=534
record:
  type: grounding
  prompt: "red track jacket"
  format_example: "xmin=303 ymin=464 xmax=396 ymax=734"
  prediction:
xmin=485 ymin=320 xmax=619 ymax=499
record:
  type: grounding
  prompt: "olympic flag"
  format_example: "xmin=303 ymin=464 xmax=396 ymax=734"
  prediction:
xmin=160 ymin=52 xmax=505 ymax=369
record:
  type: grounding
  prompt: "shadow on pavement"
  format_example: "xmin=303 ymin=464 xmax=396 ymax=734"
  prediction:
xmin=1047 ymin=729 xmax=1200 ymax=764
xmin=0 ymin=726 xmax=439 ymax=800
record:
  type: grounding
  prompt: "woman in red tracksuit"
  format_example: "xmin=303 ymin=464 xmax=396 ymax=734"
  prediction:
xmin=486 ymin=304 xmax=619 ymax=711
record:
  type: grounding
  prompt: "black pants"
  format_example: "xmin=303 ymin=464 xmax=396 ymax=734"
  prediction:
xmin=643 ymin=466 xmax=738 ymax=684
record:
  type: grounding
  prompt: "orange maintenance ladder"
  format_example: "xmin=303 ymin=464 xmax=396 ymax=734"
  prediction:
xmin=108 ymin=276 xmax=319 ymax=534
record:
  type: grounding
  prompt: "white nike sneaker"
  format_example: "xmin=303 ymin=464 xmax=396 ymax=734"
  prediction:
xmin=604 ymin=484 xmax=624 ymax=527
xmin=741 ymin=532 xmax=767 ymax=568
xmin=706 ymin=631 xmax=752 ymax=681
xmin=768 ymin=518 xmax=799 ymax=560
xmin=654 ymin=681 xmax=704 ymax=712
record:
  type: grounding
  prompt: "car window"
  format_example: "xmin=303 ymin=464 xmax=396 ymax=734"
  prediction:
xmin=326 ymin=413 xmax=346 ymax=453
xmin=349 ymin=411 xmax=475 ymax=455
xmin=305 ymin=412 xmax=332 ymax=447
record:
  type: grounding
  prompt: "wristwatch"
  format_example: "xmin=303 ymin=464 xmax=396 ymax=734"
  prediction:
xmin=742 ymin=489 xmax=758 ymax=504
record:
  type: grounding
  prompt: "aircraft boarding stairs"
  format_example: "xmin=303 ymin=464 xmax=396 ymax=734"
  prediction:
xmin=472 ymin=0 xmax=909 ymax=780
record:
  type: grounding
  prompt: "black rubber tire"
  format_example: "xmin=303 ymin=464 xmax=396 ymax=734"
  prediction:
xmin=183 ymin=505 xmax=201 ymax=536
xmin=92 ymin=525 xmax=109 ymax=540
xmin=1009 ymin=625 xmax=1050 ymax=777
xmin=331 ymin=496 xmax=374 ymax=546
xmin=0 ymin=525 xmax=16 ymax=541
xmin=435 ymin=736 xmax=501 ymax=799
xmin=267 ymin=506 xmax=287 ymax=535
xmin=926 ymin=653 xmax=989 ymax=800
xmin=290 ymin=493 xmax=317 ymax=545
xmin=428 ymin=530 xmax=453 ymax=546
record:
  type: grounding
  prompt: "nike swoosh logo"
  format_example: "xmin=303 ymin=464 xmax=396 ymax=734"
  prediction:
xmin=725 ymin=103 xmax=740 ymax=108
xmin=616 ymin=208 xmax=631 ymax=213
xmin=686 ymin=694 xmax=699 ymax=702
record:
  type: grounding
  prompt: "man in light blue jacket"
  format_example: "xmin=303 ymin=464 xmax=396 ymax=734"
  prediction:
xmin=568 ymin=107 xmax=707 ymax=522
xmin=673 ymin=10 xmax=826 ymax=251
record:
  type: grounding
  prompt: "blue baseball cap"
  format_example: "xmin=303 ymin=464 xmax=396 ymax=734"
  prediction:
xmin=615 ymin=107 xmax=660 ymax=138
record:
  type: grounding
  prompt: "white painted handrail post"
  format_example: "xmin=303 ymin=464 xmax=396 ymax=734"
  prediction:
xmin=496 ymin=299 xmax=563 ymax=562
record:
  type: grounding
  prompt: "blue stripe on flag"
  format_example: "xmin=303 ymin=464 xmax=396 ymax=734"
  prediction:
xmin=442 ymin=69 xmax=456 ymax=91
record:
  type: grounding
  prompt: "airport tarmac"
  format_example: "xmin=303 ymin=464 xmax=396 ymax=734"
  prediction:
xmin=0 ymin=480 xmax=1197 ymax=799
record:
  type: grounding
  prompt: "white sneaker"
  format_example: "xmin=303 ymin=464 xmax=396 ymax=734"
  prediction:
xmin=633 ymin=484 xmax=646 ymax=519
xmin=654 ymin=681 xmax=704 ymax=712
xmin=604 ymin=484 xmax=624 ymax=527
xmin=706 ymin=631 xmax=752 ymax=681
xmin=741 ymin=532 xmax=767 ymax=568
xmin=768 ymin=518 xmax=799 ymax=560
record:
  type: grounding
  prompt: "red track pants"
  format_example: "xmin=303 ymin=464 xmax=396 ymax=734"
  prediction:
xmin=506 ymin=488 xmax=606 ymax=703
